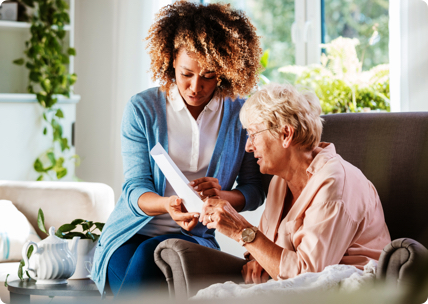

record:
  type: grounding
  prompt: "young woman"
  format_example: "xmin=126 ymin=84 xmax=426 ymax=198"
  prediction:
xmin=91 ymin=1 xmax=265 ymax=298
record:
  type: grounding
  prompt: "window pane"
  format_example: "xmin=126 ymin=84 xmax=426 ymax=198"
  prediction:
xmin=208 ymin=0 xmax=295 ymax=83
xmin=324 ymin=0 xmax=389 ymax=69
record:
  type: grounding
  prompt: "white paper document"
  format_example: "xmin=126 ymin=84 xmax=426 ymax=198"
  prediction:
xmin=150 ymin=142 xmax=203 ymax=213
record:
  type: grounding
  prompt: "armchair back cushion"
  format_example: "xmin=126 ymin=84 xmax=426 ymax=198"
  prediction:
xmin=0 ymin=181 xmax=115 ymax=238
xmin=320 ymin=112 xmax=428 ymax=247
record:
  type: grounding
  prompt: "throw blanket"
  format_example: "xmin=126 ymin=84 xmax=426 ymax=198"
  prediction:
xmin=192 ymin=260 xmax=377 ymax=300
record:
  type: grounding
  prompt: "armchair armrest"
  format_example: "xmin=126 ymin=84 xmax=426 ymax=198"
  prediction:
xmin=154 ymin=239 xmax=247 ymax=300
xmin=377 ymin=238 xmax=428 ymax=303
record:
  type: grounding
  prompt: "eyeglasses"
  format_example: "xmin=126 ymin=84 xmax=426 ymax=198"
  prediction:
xmin=246 ymin=126 xmax=278 ymax=145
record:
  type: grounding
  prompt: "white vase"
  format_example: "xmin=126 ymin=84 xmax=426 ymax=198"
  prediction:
xmin=67 ymin=238 xmax=97 ymax=280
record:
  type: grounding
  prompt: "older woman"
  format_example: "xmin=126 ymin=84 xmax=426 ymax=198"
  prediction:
xmin=201 ymin=83 xmax=391 ymax=284
xmin=91 ymin=1 xmax=265 ymax=298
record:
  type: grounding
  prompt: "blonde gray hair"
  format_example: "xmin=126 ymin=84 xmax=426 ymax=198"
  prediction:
xmin=240 ymin=83 xmax=324 ymax=150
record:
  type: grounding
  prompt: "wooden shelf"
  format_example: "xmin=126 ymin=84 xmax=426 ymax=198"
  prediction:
xmin=0 ymin=93 xmax=80 ymax=104
xmin=0 ymin=20 xmax=71 ymax=31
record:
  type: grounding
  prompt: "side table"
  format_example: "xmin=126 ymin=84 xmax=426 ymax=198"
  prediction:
xmin=7 ymin=279 xmax=100 ymax=304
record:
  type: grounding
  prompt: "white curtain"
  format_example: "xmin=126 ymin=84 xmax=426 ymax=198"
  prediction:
xmin=389 ymin=0 xmax=428 ymax=112
xmin=74 ymin=0 xmax=170 ymax=199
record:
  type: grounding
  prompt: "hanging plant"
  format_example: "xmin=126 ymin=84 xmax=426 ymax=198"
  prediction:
xmin=13 ymin=0 xmax=78 ymax=180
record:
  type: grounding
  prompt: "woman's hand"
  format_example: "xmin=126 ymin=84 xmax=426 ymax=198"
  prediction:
xmin=166 ymin=196 xmax=199 ymax=231
xmin=190 ymin=177 xmax=221 ymax=199
xmin=242 ymin=260 xmax=270 ymax=284
xmin=199 ymin=198 xmax=252 ymax=241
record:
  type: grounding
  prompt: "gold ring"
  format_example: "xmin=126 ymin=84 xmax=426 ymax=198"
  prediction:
xmin=208 ymin=214 xmax=213 ymax=222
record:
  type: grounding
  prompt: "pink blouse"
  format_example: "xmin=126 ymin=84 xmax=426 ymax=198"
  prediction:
xmin=259 ymin=143 xmax=391 ymax=280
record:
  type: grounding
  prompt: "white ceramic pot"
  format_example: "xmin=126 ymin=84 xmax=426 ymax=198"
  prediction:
xmin=67 ymin=238 xmax=97 ymax=279
xmin=22 ymin=227 xmax=80 ymax=284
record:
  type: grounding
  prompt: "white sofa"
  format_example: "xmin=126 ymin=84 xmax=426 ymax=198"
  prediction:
xmin=0 ymin=180 xmax=115 ymax=303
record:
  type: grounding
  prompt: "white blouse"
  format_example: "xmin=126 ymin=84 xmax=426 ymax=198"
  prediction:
xmin=138 ymin=85 xmax=223 ymax=237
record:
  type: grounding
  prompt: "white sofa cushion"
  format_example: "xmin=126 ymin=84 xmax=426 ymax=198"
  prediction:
xmin=0 ymin=200 xmax=41 ymax=262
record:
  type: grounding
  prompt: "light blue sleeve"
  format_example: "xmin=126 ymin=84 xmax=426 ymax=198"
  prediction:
xmin=120 ymin=98 xmax=157 ymax=217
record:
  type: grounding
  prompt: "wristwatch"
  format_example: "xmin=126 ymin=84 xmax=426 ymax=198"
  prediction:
xmin=239 ymin=227 xmax=258 ymax=246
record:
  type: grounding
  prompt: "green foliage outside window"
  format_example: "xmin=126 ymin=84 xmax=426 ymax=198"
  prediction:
xmin=279 ymin=36 xmax=389 ymax=114
xmin=324 ymin=0 xmax=389 ymax=70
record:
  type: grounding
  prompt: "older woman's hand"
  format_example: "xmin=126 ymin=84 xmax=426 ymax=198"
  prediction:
xmin=190 ymin=177 xmax=221 ymax=200
xmin=242 ymin=260 xmax=270 ymax=284
xmin=200 ymin=198 xmax=252 ymax=241
xmin=166 ymin=196 xmax=199 ymax=231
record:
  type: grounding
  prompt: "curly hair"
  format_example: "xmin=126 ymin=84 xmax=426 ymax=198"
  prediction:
xmin=145 ymin=1 xmax=262 ymax=98
xmin=240 ymin=83 xmax=324 ymax=150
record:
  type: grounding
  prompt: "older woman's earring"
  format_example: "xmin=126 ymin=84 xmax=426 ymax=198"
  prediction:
xmin=217 ymin=79 xmax=222 ymax=87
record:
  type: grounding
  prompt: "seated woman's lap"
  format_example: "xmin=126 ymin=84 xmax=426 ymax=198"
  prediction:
xmin=107 ymin=233 xmax=197 ymax=297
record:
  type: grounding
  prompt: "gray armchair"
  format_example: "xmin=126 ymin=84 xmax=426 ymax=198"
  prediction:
xmin=154 ymin=112 xmax=428 ymax=300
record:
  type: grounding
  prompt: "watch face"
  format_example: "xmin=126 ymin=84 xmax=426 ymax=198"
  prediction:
xmin=242 ymin=228 xmax=256 ymax=243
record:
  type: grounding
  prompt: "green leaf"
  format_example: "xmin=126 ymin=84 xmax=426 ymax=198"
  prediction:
xmin=27 ymin=244 xmax=34 ymax=259
xmin=61 ymin=54 xmax=69 ymax=64
xmin=60 ymin=138 xmax=69 ymax=151
xmin=55 ymin=109 xmax=64 ymax=118
xmin=55 ymin=230 xmax=64 ymax=238
xmin=81 ymin=221 xmax=93 ymax=231
xmin=94 ymin=222 xmax=105 ymax=232
xmin=56 ymin=167 xmax=67 ymax=179
xmin=18 ymin=263 xmax=23 ymax=281
xmin=41 ymin=79 xmax=52 ymax=92
xmin=85 ymin=231 xmax=96 ymax=242
xmin=42 ymin=112 xmax=47 ymax=121
xmin=29 ymin=71 xmax=42 ymax=82
xmin=57 ymin=30 xmax=66 ymax=39
xmin=13 ymin=58 xmax=25 ymax=65
xmin=43 ymin=127 xmax=47 ymax=135
xmin=34 ymin=158 xmax=44 ymax=173
xmin=71 ymin=219 xmax=84 ymax=225
xmin=92 ymin=234 xmax=100 ymax=242
xmin=47 ymin=152 xmax=56 ymax=166
xmin=36 ymin=175 xmax=44 ymax=181
xmin=26 ymin=271 xmax=35 ymax=280
xmin=4 ymin=274 xmax=9 ymax=287
xmin=260 ymin=49 xmax=270 ymax=69
xmin=67 ymin=47 xmax=76 ymax=56
xmin=62 ymin=232 xmax=86 ymax=239
xmin=58 ymin=224 xmax=76 ymax=233
xmin=37 ymin=208 xmax=47 ymax=234
xmin=69 ymin=73 xmax=77 ymax=85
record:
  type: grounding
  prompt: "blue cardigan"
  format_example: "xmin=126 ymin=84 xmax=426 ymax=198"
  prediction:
xmin=91 ymin=87 xmax=265 ymax=295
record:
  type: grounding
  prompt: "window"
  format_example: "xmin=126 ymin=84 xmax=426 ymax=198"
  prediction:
xmin=323 ymin=0 xmax=389 ymax=69
xmin=207 ymin=0 xmax=295 ymax=84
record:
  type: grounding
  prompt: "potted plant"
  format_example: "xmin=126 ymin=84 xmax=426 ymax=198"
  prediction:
xmin=38 ymin=209 xmax=104 ymax=279
xmin=5 ymin=209 xmax=104 ymax=285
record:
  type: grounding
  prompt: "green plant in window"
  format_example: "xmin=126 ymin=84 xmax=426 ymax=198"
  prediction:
xmin=279 ymin=36 xmax=390 ymax=114
xmin=12 ymin=0 xmax=79 ymax=180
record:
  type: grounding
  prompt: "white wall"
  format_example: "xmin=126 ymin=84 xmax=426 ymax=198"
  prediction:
xmin=74 ymin=0 xmax=159 ymax=199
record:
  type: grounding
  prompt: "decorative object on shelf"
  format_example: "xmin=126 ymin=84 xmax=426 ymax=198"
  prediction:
xmin=0 ymin=1 xmax=18 ymax=21
xmin=21 ymin=227 xmax=80 ymax=284
xmin=4 ymin=208 xmax=105 ymax=286
xmin=279 ymin=31 xmax=390 ymax=114
xmin=12 ymin=0 xmax=78 ymax=181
